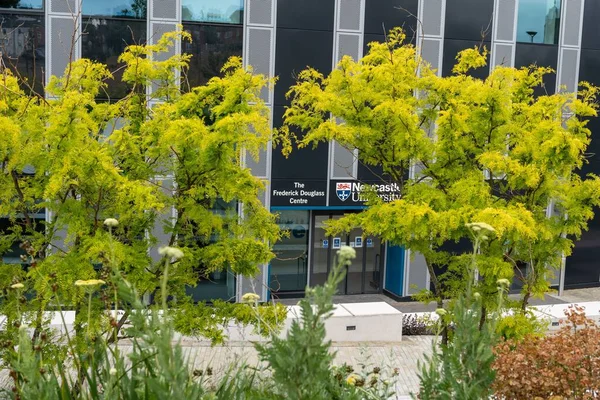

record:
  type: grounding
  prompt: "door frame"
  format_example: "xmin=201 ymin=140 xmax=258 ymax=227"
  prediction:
xmin=309 ymin=211 xmax=384 ymax=294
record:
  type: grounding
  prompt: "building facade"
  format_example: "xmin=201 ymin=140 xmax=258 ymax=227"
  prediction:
xmin=1 ymin=0 xmax=599 ymax=301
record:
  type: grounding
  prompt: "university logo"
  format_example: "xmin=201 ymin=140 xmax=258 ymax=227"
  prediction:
xmin=336 ymin=182 xmax=352 ymax=202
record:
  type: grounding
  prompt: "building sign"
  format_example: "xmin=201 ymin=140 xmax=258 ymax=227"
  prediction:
xmin=271 ymin=180 xmax=327 ymax=207
xmin=329 ymin=180 xmax=401 ymax=206
xmin=332 ymin=237 xmax=341 ymax=249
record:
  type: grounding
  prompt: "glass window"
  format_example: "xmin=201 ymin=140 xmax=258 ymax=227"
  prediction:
xmin=0 ymin=0 xmax=42 ymax=10
xmin=182 ymin=23 xmax=243 ymax=90
xmin=182 ymin=0 xmax=243 ymax=24
xmin=82 ymin=18 xmax=146 ymax=100
xmin=269 ymin=211 xmax=310 ymax=293
xmin=82 ymin=0 xmax=146 ymax=18
xmin=186 ymin=269 xmax=236 ymax=302
xmin=517 ymin=0 xmax=561 ymax=44
xmin=0 ymin=13 xmax=45 ymax=95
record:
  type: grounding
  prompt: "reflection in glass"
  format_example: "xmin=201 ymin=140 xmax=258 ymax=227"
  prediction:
xmin=0 ymin=0 xmax=42 ymax=9
xmin=82 ymin=0 xmax=146 ymax=18
xmin=182 ymin=24 xmax=243 ymax=90
xmin=270 ymin=211 xmax=310 ymax=294
xmin=517 ymin=0 xmax=561 ymax=44
xmin=182 ymin=0 xmax=243 ymax=24
xmin=186 ymin=269 xmax=236 ymax=302
xmin=82 ymin=18 xmax=146 ymax=100
xmin=0 ymin=13 xmax=44 ymax=95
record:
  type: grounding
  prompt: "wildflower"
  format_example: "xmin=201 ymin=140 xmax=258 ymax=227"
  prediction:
xmin=466 ymin=222 xmax=496 ymax=234
xmin=75 ymin=279 xmax=106 ymax=287
xmin=103 ymin=218 xmax=119 ymax=228
xmin=158 ymin=246 xmax=184 ymax=260
xmin=473 ymin=292 xmax=481 ymax=300
xmin=241 ymin=292 xmax=260 ymax=303
xmin=497 ymin=278 xmax=510 ymax=287
xmin=346 ymin=374 xmax=358 ymax=386
xmin=109 ymin=368 xmax=117 ymax=376
xmin=338 ymin=245 xmax=356 ymax=266
xmin=435 ymin=308 xmax=447 ymax=317
xmin=10 ymin=283 xmax=24 ymax=289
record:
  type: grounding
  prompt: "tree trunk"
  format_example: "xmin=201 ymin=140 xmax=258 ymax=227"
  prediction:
xmin=424 ymin=256 xmax=448 ymax=345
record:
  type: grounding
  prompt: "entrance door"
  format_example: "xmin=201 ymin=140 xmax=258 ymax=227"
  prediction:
xmin=310 ymin=212 xmax=383 ymax=295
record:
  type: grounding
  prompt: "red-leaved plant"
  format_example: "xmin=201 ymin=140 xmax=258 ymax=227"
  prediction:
xmin=492 ymin=305 xmax=600 ymax=400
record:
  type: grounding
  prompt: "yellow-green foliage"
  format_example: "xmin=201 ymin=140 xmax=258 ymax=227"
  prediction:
xmin=496 ymin=311 xmax=548 ymax=341
xmin=284 ymin=27 xmax=600 ymax=307
xmin=0 ymin=30 xmax=283 ymax=343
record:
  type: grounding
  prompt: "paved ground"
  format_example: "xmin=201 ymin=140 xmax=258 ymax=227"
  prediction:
xmin=0 ymin=337 xmax=430 ymax=398
xmin=173 ymin=337 xmax=432 ymax=398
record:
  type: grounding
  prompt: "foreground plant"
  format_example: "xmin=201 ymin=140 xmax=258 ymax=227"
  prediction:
xmin=416 ymin=222 xmax=502 ymax=399
xmin=493 ymin=305 xmax=600 ymax=399
xmin=2 ymin=245 xmax=399 ymax=399
xmin=251 ymin=245 xmax=394 ymax=400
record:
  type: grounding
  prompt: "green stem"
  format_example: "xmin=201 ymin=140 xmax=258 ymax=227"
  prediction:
xmin=87 ymin=291 xmax=92 ymax=340
xmin=161 ymin=258 xmax=169 ymax=314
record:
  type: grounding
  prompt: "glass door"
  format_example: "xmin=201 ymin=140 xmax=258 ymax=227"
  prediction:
xmin=311 ymin=215 xmax=330 ymax=288
xmin=363 ymin=236 xmax=383 ymax=294
xmin=309 ymin=212 xmax=383 ymax=295
xmin=345 ymin=227 xmax=365 ymax=294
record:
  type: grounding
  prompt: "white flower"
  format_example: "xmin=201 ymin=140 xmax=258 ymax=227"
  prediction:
xmin=109 ymin=368 xmax=117 ymax=376
xmin=75 ymin=279 xmax=106 ymax=287
xmin=497 ymin=278 xmax=510 ymax=287
xmin=338 ymin=245 xmax=356 ymax=265
xmin=103 ymin=218 xmax=119 ymax=228
xmin=466 ymin=222 xmax=496 ymax=234
xmin=10 ymin=283 xmax=24 ymax=289
xmin=241 ymin=293 xmax=260 ymax=304
xmin=158 ymin=246 xmax=184 ymax=260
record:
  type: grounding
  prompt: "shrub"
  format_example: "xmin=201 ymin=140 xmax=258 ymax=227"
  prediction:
xmin=493 ymin=305 xmax=600 ymax=399
xmin=495 ymin=309 xmax=548 ymax=341
xmin=402 ymin=314 xmax=435 ymax=336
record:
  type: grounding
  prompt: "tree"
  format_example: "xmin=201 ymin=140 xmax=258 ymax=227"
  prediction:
xmin=283 ymin=28 xmax=600 ymax=324
xmin=0 ymin=30 xmax=286 ymax=349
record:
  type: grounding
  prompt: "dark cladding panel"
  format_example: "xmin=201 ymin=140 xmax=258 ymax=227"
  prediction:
xmin=363 ymin=33 xmax=385 ymax=56
xmin=578 ymin=50 xmax=600 ymax=177
xmin=357 ymin=161 xmax=384 ymax=182
xmin=274 ymin=28 xmax=333 ymax=106
xmin=441 ymin=39 xmax=490 ymax=79
xmin=364 ymin=0 xmax=418 ymax=39
xmin=514 ymin=43 xmax=558 ymax=95
xmin=277 ymin=0 xmax=335 ymax=31
xmin=579 ymin=48 xmax=600 ymax=86
xmin=270 ymin=106 xmax=329 ymax=207
xmin=582 ymin=0 xmax=600 ymax=50
xmin=444 ymin=0 xmax=494 ymax=41
xmin=566 ymin=208 xmax=600 ymax=288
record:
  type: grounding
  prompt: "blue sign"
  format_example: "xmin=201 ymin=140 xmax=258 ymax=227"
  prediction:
xmin=333 ymin=237 xmax=341 ymax=249
xmin=366 ymin=238 xmax=374 ymax=248
xmin=322 ymin=239 xmax=329 ymax=248
xmin=355 ymin=236 xmax=362 ymax=247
